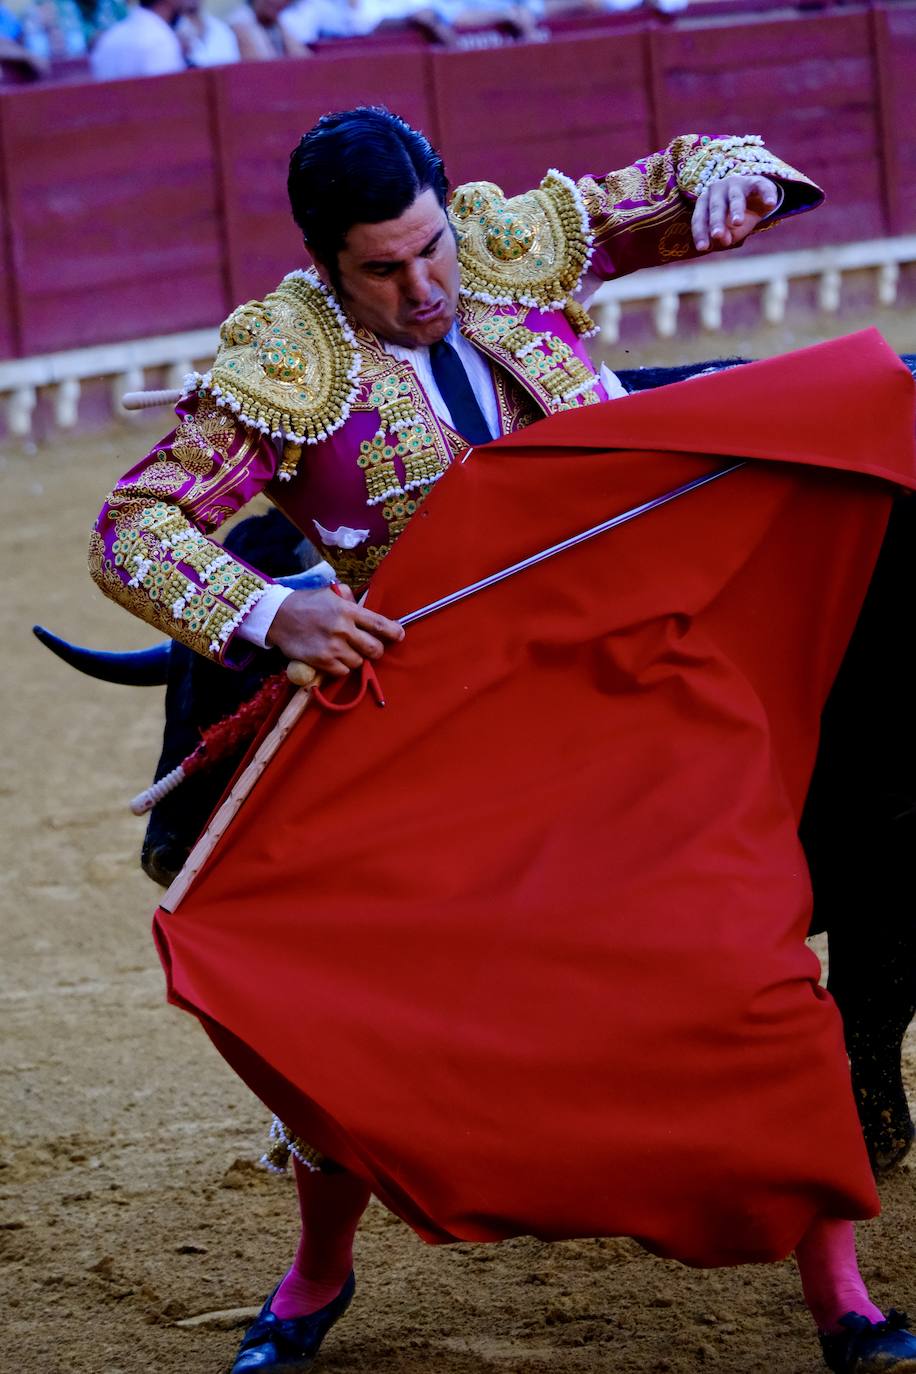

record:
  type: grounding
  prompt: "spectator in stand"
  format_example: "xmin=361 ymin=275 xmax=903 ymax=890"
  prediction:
xmin=177 ymin=0 xmax=239 ymax=64
xmin=436 ymin=0 xmax=543 ymax=40
xmin=0 ymin=1 xmax=49 ymax=74
xmin=0 ymin=3 xmax=21 ymax=38
xmin=279 ymin=0 xmax=356 ymax=42
xmin=19 ymin=0 xmax=126 ymax=61
xmin=281 ymin=0 xmax=541 ymax=46
xmin=542 ymin=0 xmax=686 ymax=14
xmin=90 ymin=0 xmax=191 ymax=77
xmin=226 ymin=0 xmax=310 ymax=58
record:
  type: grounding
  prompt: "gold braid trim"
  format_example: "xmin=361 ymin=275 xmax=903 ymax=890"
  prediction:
xmin=261 ymin=1117 xmax=329 ymax=1174
xmin=461 ymin=303 xmax=600 ymax=413
xmin=677 ymin=134 xmax=818 ymax=201
xmin=192 ymin=270 xmax=361 ymax=480
xmin=90 ymin=502 xmax=268 ymax=661
xmin=451 ymin=169 xmax=597 ymax=334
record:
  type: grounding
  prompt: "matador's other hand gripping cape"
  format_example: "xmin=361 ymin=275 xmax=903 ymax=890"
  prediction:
xmin=155 ymin=330 xmax=915 ymax=1267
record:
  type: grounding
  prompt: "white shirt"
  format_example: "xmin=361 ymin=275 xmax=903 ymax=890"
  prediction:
xmin=347 ymin=0 xmax=436 ymax=33
xmin=280 ymin=0 xmax=357 ymax=41
xmin=382 ymin=322 xmax=501 ymax=440
xmin=90 ymin=5 xmax=184 ymax=80
xmin=178 ymin=11 xmax=240 ymax=66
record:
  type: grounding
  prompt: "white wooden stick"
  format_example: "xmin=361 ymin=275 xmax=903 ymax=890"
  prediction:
xmin=121 ymin=388 xmax=183 ymax=411
xmin=159 ymin=684 xmax=315 ymax=912
xmin=130 ymin=763 xmax=186 ymax=815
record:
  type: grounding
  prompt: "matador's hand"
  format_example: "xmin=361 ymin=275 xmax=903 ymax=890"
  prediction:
xmin=692 ymin=175 xmax=780 ymax=252
xmin=266 ymin=584 xmax=404 ymax=677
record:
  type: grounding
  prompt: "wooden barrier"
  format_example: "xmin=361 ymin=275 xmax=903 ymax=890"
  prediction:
xmin=0 ymin=69 xmax=226 ymax=356
xmin=873 ymin=2 xmax=916 ymax=238
xmin=0 ymin=4 xmax=913 ymax=359
xmin=430 ymin=28 xmax=654 ymax=194
xmin=647 ymin=11 xmax=887 ymax=247
xmin=0 ymin=98 xmax=19 ymax=361
xmin=211 ymin=52 xmax=436 ymax=305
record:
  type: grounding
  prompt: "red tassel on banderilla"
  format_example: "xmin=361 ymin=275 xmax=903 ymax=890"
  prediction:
xmin=128 ymin=656 xmax=386 ymax=817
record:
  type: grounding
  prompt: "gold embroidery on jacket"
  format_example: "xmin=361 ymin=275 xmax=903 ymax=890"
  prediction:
xmin=352 ymin=331 xmax=454 ymax=510
xmin=170 ymin=403 xmax=236 ymax=479
xmin=493 ymin=368 xmax=541 ymax=433
xmin=325 ymin=542 xmax=392 ymax=588
xmin=460 ymin=300 xmax=599 ymax=415
xmin=91 ymin=486 xmax=269 ymax=661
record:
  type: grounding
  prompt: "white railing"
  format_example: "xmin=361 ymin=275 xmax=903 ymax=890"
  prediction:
xmin=0 ymin=328 xmax=218 ymax=439
xmin=590 ymin=235 xmax=916 ymax=340
xmin=1 ymin=236 xmax=914 ymax=440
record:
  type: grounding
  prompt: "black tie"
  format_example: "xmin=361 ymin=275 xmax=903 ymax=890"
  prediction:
xmin=428 ymin=337 xmax=492 ymax=445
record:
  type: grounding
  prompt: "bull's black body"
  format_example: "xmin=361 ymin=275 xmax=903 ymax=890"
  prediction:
xmin=78 ymin=355 xmax=916 ymax=1170
xmin=800 ymin=489 xmax=916 ymax=1168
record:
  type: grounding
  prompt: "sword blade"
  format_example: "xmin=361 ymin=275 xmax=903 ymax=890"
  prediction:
xmin=399 ymin=461 xmax=745 ymax=628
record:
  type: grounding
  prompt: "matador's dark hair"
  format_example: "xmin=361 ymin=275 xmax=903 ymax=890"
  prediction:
xmin=287 ymin=107 xmax=449 ymax=274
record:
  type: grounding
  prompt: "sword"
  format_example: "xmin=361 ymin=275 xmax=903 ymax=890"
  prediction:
xmin=163 ymin=459 xmax=744 ymax=911
xmin=398 ymin=461 xmax=745 ymax=629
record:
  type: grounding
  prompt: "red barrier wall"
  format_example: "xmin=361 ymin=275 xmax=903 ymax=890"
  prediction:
xmin=648 ymin=11 xmax=887 ymax=248
xmin=212 ymin=52 xmax=436 ymax=304
xmin=0 ymin=100 xmax=19 ymax=361
xmin=873 ymin=3 xmax=916 ymax=237
xmin=431 ymin=29 xmax=654 ymax=195
xmin=0 ymin=69 xmax=227 ymax=356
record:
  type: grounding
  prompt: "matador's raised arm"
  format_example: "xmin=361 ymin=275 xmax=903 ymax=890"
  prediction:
xmin=578 ymin=133 xmax=822 ymax=280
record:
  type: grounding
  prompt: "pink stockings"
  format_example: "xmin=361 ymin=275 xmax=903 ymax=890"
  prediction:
xmin=272 ymin=1164 xmax=882 ymax=1334
xmin=271 ymin=1160 xmax=371 ymax=1319
xmin=795 ymin=1216 xmax=884 ymax=1333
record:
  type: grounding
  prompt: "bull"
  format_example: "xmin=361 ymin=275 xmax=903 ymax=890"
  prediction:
xmin=36 ymin=356 xmax=916 ymax=1172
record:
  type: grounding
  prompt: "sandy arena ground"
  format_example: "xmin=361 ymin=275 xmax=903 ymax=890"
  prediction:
xmin=1 ymin=312 xmax=914 ymax=1374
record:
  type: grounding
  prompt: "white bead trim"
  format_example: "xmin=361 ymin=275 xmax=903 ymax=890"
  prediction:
xmin=403 ymin=468 xmax=445 ymax=493
xmin=366 ymin=481 xmax=406 ymax=506
xmin=209 ymin=585 xmax=268 ymax=655
xmin=259 ymin=1116 xmax=322 ymax=1175
xmin=187 ymin=268 xmax=363 ymax=450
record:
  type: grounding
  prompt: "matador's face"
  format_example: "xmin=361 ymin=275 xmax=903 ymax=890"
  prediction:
xmin=317 ymin=188 xmax=461 ymax=349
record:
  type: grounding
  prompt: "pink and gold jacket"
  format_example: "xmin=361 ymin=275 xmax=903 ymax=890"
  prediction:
xmin=90 ymin=134 xmax=821 ymax=663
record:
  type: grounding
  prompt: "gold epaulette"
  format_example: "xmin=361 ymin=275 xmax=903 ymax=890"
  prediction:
xmin=191 ymin=269 xmax=361 ymax=480
xmin=450 ymin=169 xmax=595 ymax=328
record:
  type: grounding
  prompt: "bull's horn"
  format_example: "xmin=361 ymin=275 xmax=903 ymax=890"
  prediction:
xmin=31 ymin=625 xmax=171 ymax=686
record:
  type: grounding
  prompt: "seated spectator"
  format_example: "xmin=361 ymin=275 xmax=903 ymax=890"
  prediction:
xmin=543 ymin=0 xmax=686 ymax=14
xmin=177 ymin=0 xmax=239 ymax=64
xmin=90 ymin=0 xmax=189 ymax=77
xmin=0 ymin=4 xmax=49 ymax=77
xmin=438 ymin=0 xmax=544 ymax=39
xmin=313 ymin=0 xmax=542 ymax=44
xmin=20 ymin=0 xmax=126 ymax=61
xmin=0 ymin=2 xmax=21 ymax=37
xmin=278 ymin=0 xmax=335 ymax=41
xmin=226 ymin=0 xmax=310 ymax=58
xmin=333 ymin=0 xmax=457 ymax=41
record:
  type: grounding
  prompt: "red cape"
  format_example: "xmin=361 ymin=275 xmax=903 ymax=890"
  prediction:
xmin=155 ymin=331 xmax=915 ymax=1266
